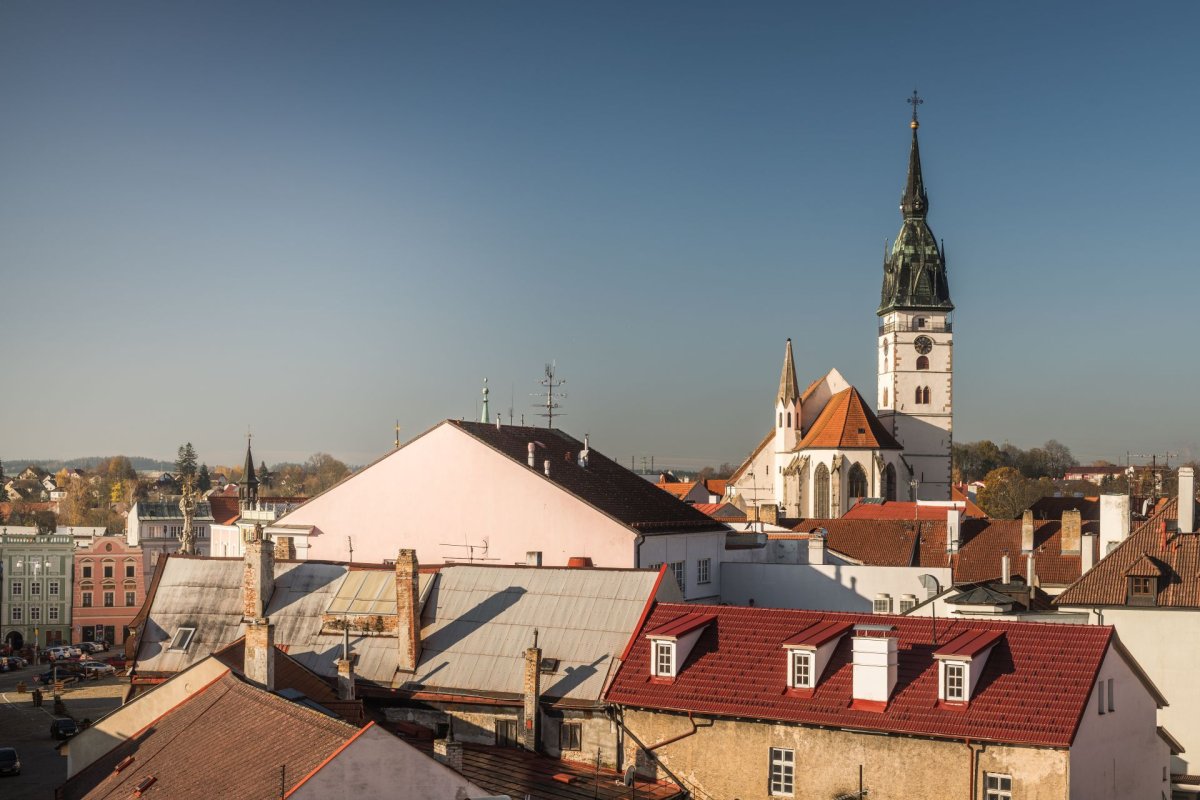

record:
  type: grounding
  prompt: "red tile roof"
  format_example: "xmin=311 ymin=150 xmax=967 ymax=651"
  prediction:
xmin=656 ymin=482 xmax=697 ymax=499
xmin=843 ymin=500 xmax=956 ymax=521
xmin=704 ymin=479 xmax=728 ymax=496
xmin=645 ymin=612 xmax=715 ymax=639
xmin=782 ymin=620 xmax=853 ymax=648
xmin=207 ymin=495 xmax=241 ymax=525
xmin=693 ymin=502 xmax=747 ymax=521
xmin=1057 ymin=498 xmax=1200 ymax=608
xmin=786 ymin=520 xmax=920 ymax=567
xmin=934 ymin=629 xmax=1004 ymax=659
xmin=606 ymin=604 xmax=1114 ymax=748
xmin=795 ymin=387 xmax=902 ymax=450
xmin=1124 ymin=554 xmax=1164 ymax=578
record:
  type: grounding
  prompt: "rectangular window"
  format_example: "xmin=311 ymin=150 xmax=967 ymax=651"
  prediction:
xmin=495 ymin=719 xmax=519 ymax=748
xmin=1098 ymin=680 xmax=1105 ymax=714
xmin=82 ymin=564 xmax=93 ymax=579
xmin=873 ymin=594 xmax=892 ymax=614
xmin=697 ymin=558 xmax=711 ymax=585
xmin=10 ymin=581 xmax=21 ymax=597
xmin=654 ymin=641 xmax=674 ymax=676
xmin=103 ymin=592 xmax=115 ymax=608
xmin=125 ymin=591 xmax=136 ymax=607
xmin=899 ymin=595 xmax=917 ymax=613
xmin=103 ymin=625 xmax=116 ymax=645
xmin=944 ymin=662 xmax=966 ymax=702
xmin=49 ymin=581 xmax=59 ymax=597
xmin=790 ymin=651 xmax=812 ymax=688
xmin=1107 ymin=678 xmax=1114 ymax=712
xmin=29 ymin=581 xmax=41 ymax=597
xmin=103 ymin=564 xmax=114 ymax=579
xmin=82 ymin=592 xmax=93 ymax=608
xmin=769 ymin=747 xmax=794 ymax=796
xmin=125 ymin=564 xmax=136 ymax=578
xmin=49 ymin=606 xmax=59 ymax=622
xmin=29 ymin=606 xmax=41 ymax=622
xmin=669 ymin=561 xmax=686 ymax=592
xmin=560 ymin=722 xmax=582 ymax=751
xmin=985 ymin=773 xmax=1012 ymax=800
xmin=168 ymin=627 xmax=196 ymax=652
xmin=11 ymin=607 xmax=21 ymax=622
xmin=81 ymin=626 xmax=95 ymax=643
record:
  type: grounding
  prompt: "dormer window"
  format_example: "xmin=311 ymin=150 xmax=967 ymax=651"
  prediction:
xmin=790 ymin=650 xmax=813 ymax=689
xmin=782 ymin=620 xmax=852 ymax=693
xmin=934 ymin=629 xmax=1004 ymax=705
xmin=1129 ymin=576 xmax=1156 ymax=605
xmin=653 ymin=641 xmax=674 ymax=677
xmin=943 ymin=661 xmax=966 ymax=701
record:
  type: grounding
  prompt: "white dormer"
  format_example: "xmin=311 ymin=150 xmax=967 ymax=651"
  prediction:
xmin=934 ymin=629 xmax=1004 ymax=704
xmin=782 ymin=620 xmax=852 ymax=691
xmin=645 ymin=612 xmax=716 ymax=680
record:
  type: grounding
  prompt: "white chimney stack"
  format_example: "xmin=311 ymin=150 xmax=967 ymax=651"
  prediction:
xmin=527 ymin=443 xmax=536 ymax=468
xmin=1021 ymin=510 xmax=1035 ymax=553
xmin=1001 ymin=553 xmax=1011 ymax=584
xmin=946 ymin=508 xmax=962 ymax=553
xmin=543 ymin=459 xmax=551 ymax=477
xmin=1099 ymin=495 xmax=1131 ymax=557
xmin=1082 ymin=530 xmax=1096 ymax=574
xmin=1026 ymin=553 xmax=1037 ymax=588
xmin=1180 ymin=467 xmax=1195 ymax=534
xmin=808 ymin=528 xmax=826 ymax=565
xmin=851 ymin=627 xmax=898 ymax=708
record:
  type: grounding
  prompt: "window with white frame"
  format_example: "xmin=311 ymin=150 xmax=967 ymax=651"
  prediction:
xmin=169 ymin=627 xmax=196 ymax=652
xmin=48 ymin=606 xmax=60 ymax=622
xmin=769 ymin=747 xmax=794 ymax=796
xmin=10 ymin=581 xmax=21 ymax=597
xmin=898 ymin=595 xmax=917 ymax=613
xmin=653 ymin=640 xmax=674 ymax=677
xmin=49 ymin=581 xmax=59 ymax=597
xmin=790 ymin=650 xmax=813 ymax=689
xmin=29 ymin=606 xmax=41 ymax=622
xmin=82 ymin=592 xmax=93 ymax=608
xmin=29 ymin=581 xmax=41 ymax=597
xmin=11 ymin=607 xmax=21 ymax=622
xmin=669 ymin=561 xmax=685 ymax=592
xmin=944 ymin=661 xmax=966 ymax=702
xmin=984 ymin=773 xmax=1012 ymax=800
xmin=697 ymin=558 xmax=711 ymax=585
xmin=873 ymin=594 xmax=892 ymax=614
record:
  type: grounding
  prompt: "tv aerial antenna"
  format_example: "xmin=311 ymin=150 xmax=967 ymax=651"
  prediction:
xmin=532 ymin=361 xmax=566 ymax=428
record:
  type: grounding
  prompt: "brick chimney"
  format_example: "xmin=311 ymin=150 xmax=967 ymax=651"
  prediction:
xmin=244 ymin=618 xmax=275 ymax=691
xmin=273 ymin=535 xmax=296 ymax=560
xmin=1061 ymin=509 xmax=1082 ymax=555
xmin=243 ymin=524 xmax=275 ymax=621
xmin=851 ymin=627 xmax=898 ymax=710
xmin=1180 ymin=467 xmax=1195 ymax=534
xmin=335 ymin=628 xmax=355 ymax=701
xmin=395 ymin=549 xmax=421 ymax=674
xmin=522 ymin=632 xmax=541 ymax=752
xmin=1020 ymin=510 xmax=1035 ymax=553
xmin=433 ymin=731 xmax=464 ymax=773
xmin=759 ymin=504 xmax=779 ymax=526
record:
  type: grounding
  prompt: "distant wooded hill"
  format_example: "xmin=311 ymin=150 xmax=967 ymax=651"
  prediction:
xmin=5 ymin=456 xmax=175 ymax=473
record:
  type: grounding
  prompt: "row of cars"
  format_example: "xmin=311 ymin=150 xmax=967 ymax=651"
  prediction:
xmin=0 ymin=720 xmax=83 ymax=778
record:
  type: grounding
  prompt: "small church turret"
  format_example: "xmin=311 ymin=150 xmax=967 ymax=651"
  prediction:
xmin=773 ymin=338 xmax=802 ymax=506
xmin=877 ymin=91 xmax=954 ymax=500
xmin=239 ymin=434 xmax=259 ymax=509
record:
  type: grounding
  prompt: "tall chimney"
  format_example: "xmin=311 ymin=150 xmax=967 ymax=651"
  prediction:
xmin=1061 ymin=509 xmax=1082 ymax=555
xmin=273 ymin=535 xmax=296 ymax=561
xmin=1082 ymin=530 xmax=1096 ymax=574
xmin=522 ymin=632 xmax=541 ymax=752
xmin=1099 ymin=495 xmax=1131 ymax=556
xmin=1179 ymin=467 xmax=1195 ymax=534
xmin=851 ymin=627 xmax=898 ymax=708
xmin=527 ymin=443 xmax=536 ymax=468
xmin=1001 ymin=553 xmax=1011 ymax=584
xmin=543 ymin=459 xmax=551 ymax=477
xmin=1020 ymin=510 xmax=1035 ymax=553
xmin=244 ymin=618 xmax=275 ymax=691
xmin=1026 ymin=553 xmax=1038 ymax=588
xmin=395 ymin=549 xmax=421 ymax=673
xmin=946 ymin=508 xmax=962 ymax=553
xmin=808 ymin=528 xmax=826 ymax=565
xmin=336 ymin=628 xmax=355 ymax=701
xmin=243 ymin=524 xmax=275 ymax=621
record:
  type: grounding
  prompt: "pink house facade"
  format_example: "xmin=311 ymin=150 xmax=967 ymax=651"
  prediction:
xmin=270 ymin=421 xmax=731 ymax=602
xmin=73 ymin=536 xmax=145 ymax=646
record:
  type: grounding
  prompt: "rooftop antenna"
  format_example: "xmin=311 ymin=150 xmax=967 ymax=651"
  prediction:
xmin=532 ymin=361 xmax=566 ymax=428
xmin=394 ymin=420 xmax=401 ymax=450
xmin=509 ymin=383 xmax=515 ymax=426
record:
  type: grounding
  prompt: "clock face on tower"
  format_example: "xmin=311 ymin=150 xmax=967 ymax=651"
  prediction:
xmin=914 ymin=336 xmax=933 ymax=355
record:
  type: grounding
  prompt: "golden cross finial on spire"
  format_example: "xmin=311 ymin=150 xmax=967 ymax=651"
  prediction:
xmin=908 ymin=89 xmax=923 ymax=129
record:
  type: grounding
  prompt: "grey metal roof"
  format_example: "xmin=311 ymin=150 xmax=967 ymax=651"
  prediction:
xmin=133 ymin=557 xmax=673 ymax=703
xmin=134 ymin=501 xmax=214 ymax=521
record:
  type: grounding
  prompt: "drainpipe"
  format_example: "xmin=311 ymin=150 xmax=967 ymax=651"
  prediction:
xmin=635 ymin=533 xmax=645 ymax=569
xmin=609 ymin=706 xmax=694 ymax=799
xmin=964 ymin=738 xmax=980 ymax=800
xmin=646 ymin=711 xmax=713 ymax=751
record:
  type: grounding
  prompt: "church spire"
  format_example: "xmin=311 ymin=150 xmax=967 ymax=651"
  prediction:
xmin=239 ymin=433 xmax=259 ymax=506
xmin=480 ymin=377 xmax=490 ymax=424
xmin=778 ymin=338 xmax=800 ymax=406
xmin=879 ymin=91 xmax=953 ymax=315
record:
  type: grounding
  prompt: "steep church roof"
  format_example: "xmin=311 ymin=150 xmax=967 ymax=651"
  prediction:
xmin=878 ymin=100 xmax=953 ymax=315
xmin=795 ymin=387 xmax=902 ymax=450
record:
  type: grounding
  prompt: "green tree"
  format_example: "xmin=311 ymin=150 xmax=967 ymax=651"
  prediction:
xmin=976 ymin=467 xmax=1057 ymax=519
xmin=175 ymin=443 xmax=198 ymax=481
xmin=259 ymin=460 xmax=273 ymax=490
xmin=197 ymin=464 xmax=212 ymax=492
xmin=302 ymin=453 xmax=350 ymax=496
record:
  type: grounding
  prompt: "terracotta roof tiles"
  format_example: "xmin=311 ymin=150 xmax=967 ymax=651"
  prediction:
xmin=795 ymin=387 xmax=901 ymax=450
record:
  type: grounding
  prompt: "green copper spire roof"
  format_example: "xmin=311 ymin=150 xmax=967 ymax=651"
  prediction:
xmin=778 ymin=338 xmax=800 ymax=406
xmin=878 ymin=95 xmax=953 ymax=316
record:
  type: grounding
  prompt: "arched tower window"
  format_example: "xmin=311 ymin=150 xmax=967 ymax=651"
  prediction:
xmin=914 ymin=386 xmax=923 ymax=404
xmin=883 ymin=463 xmax=897 ymax=501
xmin=916 ymin=356 xmax=929 ymax=370
xmin=848 ymin=464 xmax=868 ymax=501
xmin=778 ymin=412 xmax=783 ymax=427
xmin=882 ymin=387 xmax=889 ymax=407
xmin=922 ymin=386 xmax=931 ymax=404
xmin=814 ymin=464 xmax=830 ymax=519
xmin=786 ymin=412 xmax=791 ymax=428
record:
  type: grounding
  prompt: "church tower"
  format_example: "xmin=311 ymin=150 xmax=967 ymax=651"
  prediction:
xmin=876 ymin=93 xmax=953 ymax=500
xmin=773 ymin=338 xmax=801 ymax=505
xmin=239 ymin=434 xmax=259 ymax=509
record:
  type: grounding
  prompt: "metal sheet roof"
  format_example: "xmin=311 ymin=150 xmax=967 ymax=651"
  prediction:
xmin=134 ymin=558 xmax=665 ymax=703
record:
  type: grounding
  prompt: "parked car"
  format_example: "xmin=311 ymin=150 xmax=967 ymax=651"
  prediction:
xmin=38 ymin=667 xmax=82 ymax=686
xmin=79 ymin=661 xmax=116 ymax=677
xmin=50 ymin=718 xmax=79 ymax=740
xmin=0 ymin=747 xmax=20 ymax=776
xmin=89 ymin=640 xmax=109 ymax=652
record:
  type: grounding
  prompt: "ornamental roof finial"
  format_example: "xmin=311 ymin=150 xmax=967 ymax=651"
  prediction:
xmin=908 ymin=89 xmax=923 ymax=130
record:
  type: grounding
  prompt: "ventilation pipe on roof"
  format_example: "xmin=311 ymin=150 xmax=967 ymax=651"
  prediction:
xmin=1081 ymin=529 xmax=1096 ymax=574
xmin=578 ymin=435 xmax=590 ymax=469
xmin=1020 ymin=510 xmax=1035 ymax=553
xmin=1180 ymin=467 xmax=1195 ymax=534
xmin=544 ymin=459 xmax=551 ymax=477
xmin=527 ymin=443 xmax=536 ymax=468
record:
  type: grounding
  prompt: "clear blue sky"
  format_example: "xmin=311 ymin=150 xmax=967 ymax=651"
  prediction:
xmin=2 ymin=1 xmax=1198 ymax=469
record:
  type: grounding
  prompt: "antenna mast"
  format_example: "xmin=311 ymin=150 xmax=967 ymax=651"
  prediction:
xmin=532 ymin=362 xmax=566 ymax=428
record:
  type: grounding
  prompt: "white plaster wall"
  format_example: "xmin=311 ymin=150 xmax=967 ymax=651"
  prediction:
xmin=290 ymin=724 xmax=493 ymax=799
xmin=277 ymin=423 xmax=639 ymax=569
xmin=209 ymin=523 xmax=242 ymax=558
xmin=1087 ymin=607 xmax=1200 ymax=774
xmin=637 ymin=531 xmax=725 ymax=602
xmin=1068 ymin=645 xmax=1169 ymax=799
xmin=728 ymin=434 xmax=777 ymax=510
xmin=719 ymin=562 xmax=951 ymax=612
